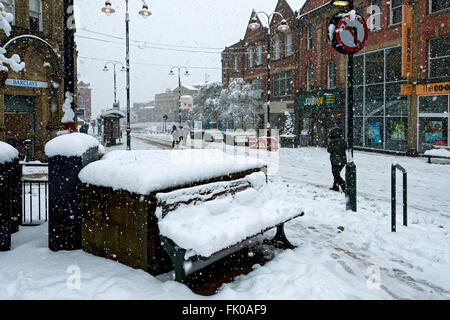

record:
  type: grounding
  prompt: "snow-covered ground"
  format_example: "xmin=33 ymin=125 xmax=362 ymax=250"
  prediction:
xmin=1 ymin=140 xmax=449 ymax=299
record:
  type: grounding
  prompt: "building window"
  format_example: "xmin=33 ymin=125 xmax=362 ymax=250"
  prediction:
xmin=273 ymin=71 xmax=292 ymax=98
xmin=248 ymin=48 xmax=253 ymax=69
xmin=251 ymin=78 xmax=262 ymax=99
xmin=233 ymin=55 xmax=238 ymax=72
xmin=430 ymin=0 xmax=450 ymax=13
xmin=29 ymin=0 xmax=43 ymax=32
xmin=328 ymin=61 xmax=337 ymax=89
xmin=285 ymin=33 xmax=293 ymax=57
xmin=389 ymin=0 xmax=403 ymax=25
xmin=307 ymin=65 xmax=314 ymax=92
xmin=256 ymin=45 xmax=262 ymax=65
xmin=429 ymin=35 xmax=450 ymax=79
xmin=0 ymin=0 xmax=14 ymax=24
xmin=307 ymin=25 xmax=314 ymax=50
xmin=273 ymin=37 xmax=280 ymax=60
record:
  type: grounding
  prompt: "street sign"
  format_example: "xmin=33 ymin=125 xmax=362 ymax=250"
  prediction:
xmin=329 ymin=11 xmax=368 ymax=54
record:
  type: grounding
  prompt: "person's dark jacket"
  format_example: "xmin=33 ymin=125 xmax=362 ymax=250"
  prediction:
xmin=327 ymin=128 xmax=347 ymax=166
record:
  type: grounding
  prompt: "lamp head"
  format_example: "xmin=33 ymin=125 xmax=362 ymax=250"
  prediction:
xmin=103 ymin=66 xmax=109 ymax=72
xmin=101 ymin=1 xmax=115 ymax=15
xmin=332 ymin=0 xmax=350 ymax=6
xmin=185 ymin=70 xmax=190 ymax=76
xmin=120 ymin=66 xmax=126 ymax=72
xmin=277 ymin=19 xmax=290 ymax=33
xmin=248 ymin=17 xmax=261 ymax=31
xmin=139 ymin=4 xmax=152 ymax=18
xmin=169 ymin=70 xmax=175 ymax=76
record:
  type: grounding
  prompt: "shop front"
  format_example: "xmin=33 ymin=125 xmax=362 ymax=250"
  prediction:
xmin=296 ymin=91 xmax=344 ymax=147
xmin=0 ymin=42 xmax=63 ymax=161
xmin=416 ymin=82 xmax=450 ymax=154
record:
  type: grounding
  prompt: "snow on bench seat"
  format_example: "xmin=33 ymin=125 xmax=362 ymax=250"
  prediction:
xmin=157 ymin=172 xmax=300 ymax=258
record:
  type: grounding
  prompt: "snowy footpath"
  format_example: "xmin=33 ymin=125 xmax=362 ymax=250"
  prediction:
xmin=1 ymin=144 xmax=449 ymax=299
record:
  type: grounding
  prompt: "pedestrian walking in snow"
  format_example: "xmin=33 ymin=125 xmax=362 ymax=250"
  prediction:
xmin=171 ymin=125 xmax=179 ymax=148
xmin=327 ymin=127 xmax=347 ymax=192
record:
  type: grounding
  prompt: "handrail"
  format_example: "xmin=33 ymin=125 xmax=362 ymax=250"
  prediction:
xmin=391 ymin=163 xmax=407 ymax=232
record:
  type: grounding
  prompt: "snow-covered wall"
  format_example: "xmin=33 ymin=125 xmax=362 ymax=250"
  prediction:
xmin=0 ymin=141 xmax=19 ymax=164
xmin=79 ymin=149 xmax=266 ymax=195
xmin=45 ymin=133 xmax=99 ymax=158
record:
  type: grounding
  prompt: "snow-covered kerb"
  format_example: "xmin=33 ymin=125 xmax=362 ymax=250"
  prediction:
xmin=0 ymin=141 xmax=19 ymax=164
xmin=0 ymin=3 xmax=25 ymax=72
xmin=45 ymin=133 xmax=99 ymax=158
xmin=79 ymin=149 xmax=267 ymax=195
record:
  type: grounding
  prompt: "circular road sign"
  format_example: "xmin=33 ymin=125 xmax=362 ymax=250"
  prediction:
xmin=329 ymin=12 xmax=368 ymax=54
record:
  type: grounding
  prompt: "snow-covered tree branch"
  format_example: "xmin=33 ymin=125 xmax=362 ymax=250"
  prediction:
xmin=0 ymin=3 xmax=25 ymax=72
xmin=193 ymin=79 xmax=259 ymax=130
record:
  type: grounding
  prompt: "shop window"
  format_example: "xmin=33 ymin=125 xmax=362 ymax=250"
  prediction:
xmin=273 ymin=37 xmax=280 ymax=60
xmin=256 ymin=45 xmax=262 ymax=65
xmin=365 ymin=118 xmax=384 ymax=149
xmin=419 ymin=95 xmax=449 ymax=114
xmin=385 ymin=47 xmax=403 ymax=82
xmin=419 ymin=117 xmax=448 ymax=152
xmin=0 ymin=0 xmax=14 ymax=24
xmin=354 ymin=86 xmax=364 ymax=116
xmin=29 ymin=0 xmax=42 ymax=32
xmin=285 ymin=33 xmax=293 ymax=57
xmin=328 ymin=61 xmax=337 ymax=89
xmin=365 ymin=50 xmax=384 ymax=84
xmin=273 ymin=71 xmax=292 ymax=98
xmin=430 ymin=0 xmax=450 ymax=13
xmin=386 ymin=83 xmax=408 ymax=116
xmin=429 ymin=35 xmax=450 ymax=79
xmin=354 ymin=117 xmax=364 ymax=147
xmin=389 ymin=0 xmax=403 ymax=25
xmin=307 ymin=65 xmax=314 ymax=92
xmin=353 ymin=55 xmax=364 ymax=86
xmin=386 ymin=117 xmax=408 ymax=151
xmin=307 ymin=25 xmax=314 ymax=50
xmin=233 ymin=56 xmax=238 ymax=72
xmin=365 ymin=84 xmax=384 ymax=117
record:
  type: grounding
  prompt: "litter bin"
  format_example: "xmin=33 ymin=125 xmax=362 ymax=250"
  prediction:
xmin=0 ymin=142 xmax=20 ymax=251
xmin=45 ymin=133 xmax=99 ymax=251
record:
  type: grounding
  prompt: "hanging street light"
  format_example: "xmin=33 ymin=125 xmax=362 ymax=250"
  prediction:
xmin=248 ymin=10 xmax=290 ymax=150
xmin=101 ymin=0 xmax=151 ymax=151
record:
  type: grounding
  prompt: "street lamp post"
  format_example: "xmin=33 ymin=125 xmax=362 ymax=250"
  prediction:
xmin=101 ymin=0 xmax=151 ymax=151
xmin=103 ymin=61 xmax=126 ymax=108
xmin=332 ymin=0 xmax=357 ymax=211
xmin=248 ymin=11 xmax=290 ymax=148
xmin=169 ymin=66 xmax=190 ymax=125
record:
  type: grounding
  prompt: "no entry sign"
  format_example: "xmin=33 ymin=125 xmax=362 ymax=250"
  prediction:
xmin=329 ymin=11 xmax=368 ymax=54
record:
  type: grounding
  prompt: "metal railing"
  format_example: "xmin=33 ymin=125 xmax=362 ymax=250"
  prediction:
xmin=21 ymin=163 xmax=49 ymax=226
xmin=391 ymin=163 xmax=407 ymax=232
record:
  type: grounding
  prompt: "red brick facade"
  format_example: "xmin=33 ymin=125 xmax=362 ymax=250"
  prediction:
xmin=222 ymin=0 xmax=450 ymax=153
xmin=77 ymin=81 xmax=92 ymax=120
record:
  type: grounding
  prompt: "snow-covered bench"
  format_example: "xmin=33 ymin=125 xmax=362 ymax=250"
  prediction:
xmin=424 ymin=148 xmax=450 ymax=164
xmin=156 ymin=171 xmax=304 ymax=283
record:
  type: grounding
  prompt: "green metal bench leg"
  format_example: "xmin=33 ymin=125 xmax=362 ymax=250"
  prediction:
xmin=266 ymin=224 xmax=296 ymax=250
xmin=160 ymin=236 xmax=187 ymax=283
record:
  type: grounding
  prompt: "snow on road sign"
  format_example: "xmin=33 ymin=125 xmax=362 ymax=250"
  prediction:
xmin=329 ymin=11 xmax=368 ymax=55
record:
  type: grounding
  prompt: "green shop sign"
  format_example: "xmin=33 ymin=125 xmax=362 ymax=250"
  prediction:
xmin=298 ymin=92 xmax=341 ymax=109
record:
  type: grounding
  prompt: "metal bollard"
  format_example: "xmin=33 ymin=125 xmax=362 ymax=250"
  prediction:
xmin=391 ymin=163 xmax=407 ymax=232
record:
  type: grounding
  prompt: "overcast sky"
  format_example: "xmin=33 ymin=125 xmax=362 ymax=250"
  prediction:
xmin=75 ymin=0 xmax=305 ymax=118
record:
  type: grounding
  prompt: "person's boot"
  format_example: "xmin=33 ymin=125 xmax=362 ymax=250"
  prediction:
xmin=329 ymin=186 xmax=339 ymax=192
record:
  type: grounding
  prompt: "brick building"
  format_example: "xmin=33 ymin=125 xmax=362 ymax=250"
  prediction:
xmin=222 ymin=0 xmax=450 ymax=154
xmin=76 ymin=81 xmax=92 ymax=121
xmin=0 ymin=0 xmax=73 ymax=160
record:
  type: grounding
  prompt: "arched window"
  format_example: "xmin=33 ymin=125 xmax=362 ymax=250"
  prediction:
xmin=0 ymin=0 xmax=15 ymax=25
xmin=29 ymin=0 xmax=43 ymax=32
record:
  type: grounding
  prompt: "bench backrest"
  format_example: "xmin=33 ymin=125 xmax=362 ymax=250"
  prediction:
xmin=155 ymin=172 xmax=266 ymax=219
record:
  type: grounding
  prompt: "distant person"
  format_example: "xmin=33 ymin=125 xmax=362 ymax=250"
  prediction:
xmin=178 ymin=126 xmax=184 ymax=146
xmin=327 ymin=127 xmax=347 ymax=192
xmin=171 ymin=125 xmax=178 ymax=148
